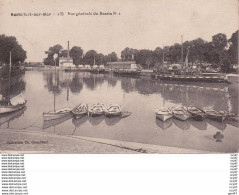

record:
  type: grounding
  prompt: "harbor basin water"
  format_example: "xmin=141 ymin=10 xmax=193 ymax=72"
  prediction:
xmin=0 ymin=71 xmax=238 ymax=153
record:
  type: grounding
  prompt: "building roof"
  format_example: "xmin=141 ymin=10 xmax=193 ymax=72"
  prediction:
xmin=107 ymin=61 xmax=136 ymax=65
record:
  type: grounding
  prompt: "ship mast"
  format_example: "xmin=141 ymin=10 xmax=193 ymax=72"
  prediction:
xmin=181 ymin=35 xmax=184 ymax=71
xmin=162 ymin=44 xmax=164 ymax=73
xmin=8 ymin=51 xmax=12 ymax=104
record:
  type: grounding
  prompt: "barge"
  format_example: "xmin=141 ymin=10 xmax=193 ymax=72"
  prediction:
xmin=155 ymin=74 xmax=230 ymax=84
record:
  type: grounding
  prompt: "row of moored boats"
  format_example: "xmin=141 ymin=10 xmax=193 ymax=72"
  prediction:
xmin=155 ymin=106 xmax=238 ymax=123
xmin=43 ymin=103 xmax=128 ymax=121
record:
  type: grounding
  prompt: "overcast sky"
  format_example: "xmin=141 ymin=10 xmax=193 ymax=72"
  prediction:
xmin=0 ymin=0 xmax=238 ymax=62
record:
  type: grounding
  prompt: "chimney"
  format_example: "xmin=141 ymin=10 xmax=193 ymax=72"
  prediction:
xmin=67 ymin=41 xmax=70 ymax=59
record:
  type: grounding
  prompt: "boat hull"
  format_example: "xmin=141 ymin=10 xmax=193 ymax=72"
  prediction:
xmin=43 ymin=112 xmax=72 ymax=121
xmin=72 ymin=104 xmax=88 ymax=119
xmin=173 ymin=114 xmax=190 ymax=121
xmin=187 ymin=107 xmax=205 ymax=121
xmin=156 ymin=113 xmax=172 ymax=121
xmin=88 ymin=104 xmax=106 ymax=117
xmin=206 ymin=114 xmax=226 ymax=123
xmin=73 ymin=112 xmax=87 ymax=119
xmin=189 ymin=113 xmax=204 ymax=121
xmin=172 ymin=107 xmax=191 ymax=121
xmin=105 ymin=112 xmax=122 ymax=117
xmin=43 ymin=108 xmax=73 ymax=121
xmin=0 ymin=102 xmax=27 ymax=114
xmin=88 ymin=111 xmax=105 ymax=117
xmin=205 ymin=110 xmax=226 ymax=123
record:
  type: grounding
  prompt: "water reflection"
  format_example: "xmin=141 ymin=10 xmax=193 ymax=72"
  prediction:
xmin=107 ymin=76 xmax=118 ymax=87
xmin=2 ymin=71 xmax=237 ymax=153
xmin=155 ymin=118 xmax=173 ymax=130
xmin=189 ymin=119 xmax=207 ymax=130
xmin=0 ymin=107 xmax=27 ymax=127
xmin=72 ymin=115 xmax=88 ymax=128
xmin=105 ymin=116 xmax=122 ymax=126
xmin=42 ymin=114 xmax=72 ymax=130
xmin=206 ymin=119 xmax=227 ymax=131
xmin=173 ymin=118 xmax=190 ymax=130
xmin=0 ymin=74 xmax=26 ymax=98
xmin=88 ymin=115 xmax=105 ymax=126
xmin=43 ymin=71 xmax=62 ymax=94
xmin=42 ymin=71 xmax=237 ymax=116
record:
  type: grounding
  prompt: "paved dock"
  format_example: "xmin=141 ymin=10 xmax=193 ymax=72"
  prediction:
xmin=0 ymin=129 xmax=212 ymax=154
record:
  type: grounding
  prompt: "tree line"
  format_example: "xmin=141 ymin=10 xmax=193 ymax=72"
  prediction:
xmin=120 ymin=31 xmax=238 ymax=72
xmin=44 ymin=30 xmax=237 ymax=73
xmin=0 ymin=31 xmax=237 ymax=74
xmin=44 ymin=45 xmax=118 ymax=66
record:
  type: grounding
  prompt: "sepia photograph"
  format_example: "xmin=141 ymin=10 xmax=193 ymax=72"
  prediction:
xmin=0 ymin=0 xmax=238 ymax=154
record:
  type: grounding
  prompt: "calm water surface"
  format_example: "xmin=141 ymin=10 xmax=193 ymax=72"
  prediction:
xmin=0 ymin=71 xmax=238 ymax=152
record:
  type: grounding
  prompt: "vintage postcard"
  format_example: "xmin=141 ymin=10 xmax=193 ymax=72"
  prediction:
xmin=0 ymin=0 xmax=238 ymax=153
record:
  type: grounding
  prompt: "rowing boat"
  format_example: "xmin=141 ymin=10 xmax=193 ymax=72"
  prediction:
xmin=0 ymin=93 xmax=27 ymax=114
xmin=0 ymin=107 xmax=26 ymax=126
xmin=221 ymin=111 xmax=239 ymax=121
xmin=204 ymin=109 xmax=226 ymax=123
xmin=88 ymin=103 xmax=106 ymax=117
xmin=155 ymin=107 xmax=172 ymax=122
xmin=187 ymin=106 xmax=205 ymax=121
xmin=72 ymin=103 xmax=88 ymax=119
xmin=43 ymin=107 xmax=73 ymax=121
xmin=172 ymin=107 xmax=191 ymax=121
xmin=105 ymin=104 xmax=122 ymax=117
xmin=0 ymin=53 xmax=27 ymax=114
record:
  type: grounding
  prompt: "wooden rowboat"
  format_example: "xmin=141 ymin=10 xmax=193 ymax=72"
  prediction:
xmin=43 ymin=107 xmax=73 ymax=121
xmin=155 ymin=107 xmax=172 ymax=122
xmin=88 ymin=103 xmax=106 ymax=117
xmin=221 ymin=111 xmax=239 ymax=121
xmin=0 ymin=101 xmax=27 ymax=114
xmin=105 ymin=104 xmax=122 ymax=117
xmin=172 ymin=107 xmax=191 ymax=121
xmin=187 ymin=106 xmax=205 ymax=121
xmin=72 ymin=103 xmax=88 ymax=119
xmin=0 ymin=93 xmax=27 ymax=114
xmin=0 ymin=107 xmax=26 ymax=126
xmin=204 ymin=109 xmax=226 ymax=123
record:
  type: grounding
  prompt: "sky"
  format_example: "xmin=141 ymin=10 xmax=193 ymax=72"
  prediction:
xmin=0 ymin=0 xmax=238 ymax=62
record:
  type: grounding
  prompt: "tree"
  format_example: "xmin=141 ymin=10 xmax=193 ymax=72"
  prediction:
xmin=60 ymin=50 xmax=68 ymax=58
xmin=135 ymin=50 xmax=154 ymax=69
xmin=121 ymin=48 xmax=138 ymax=61
xmin=0 ymin=34 xmax=27 ymax=65
xmin=44 ymin=44 xmax=63 ymax=66
xmin=212 ymin=33 xmax=228 ymax=52
xmin=107 ymin=52 xmax=118 ymax=62
xmin=70 ymin=46 xmax=83 ymax=65
xmin=228 ymin=30 xmax=238 ymax=64
xmin=83 ymin=50 xmax=97 ymax=65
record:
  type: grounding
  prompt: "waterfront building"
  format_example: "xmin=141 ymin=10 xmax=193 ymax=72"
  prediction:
xmin=59 ymin=41 xmax=75 ymax=68
xmin=106 ymin=61 xmax=140 ymax=70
